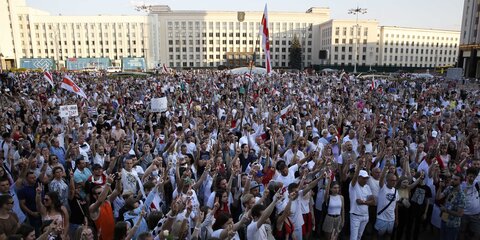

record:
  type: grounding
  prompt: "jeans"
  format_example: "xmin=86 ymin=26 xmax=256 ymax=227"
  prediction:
xmin=440 ymin=221 xmax=459 ymax=240
xmin=69 ymin=223 xmax=81 ymax=240
xmin=350 ymin=213 xmax=369 ymax=240
xmin=293 ymin=226 xmax=303 ymax=240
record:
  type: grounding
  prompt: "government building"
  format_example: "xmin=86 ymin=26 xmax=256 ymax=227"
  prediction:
xmin=0 ymin=0 xmax=460 ymax=71
xmin=459 ymin=0 xmax=480 ymax=78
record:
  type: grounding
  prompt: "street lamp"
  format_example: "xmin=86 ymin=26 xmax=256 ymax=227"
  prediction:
xmin=135 ymin=4 xmax=153 ymax=70
xmin=0 ymin=53 xmax=3 ymax=72
xmin=348 ymin=4 xmax=367 ymax=73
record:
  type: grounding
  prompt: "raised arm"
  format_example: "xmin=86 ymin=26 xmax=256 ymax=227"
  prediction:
xmin=68 ymin=169 xmax=75 ymax=200
xmin=255 ymin=191 xmax=281 ymax=228
xmin=407 ymin=173 xmax=422 ymax=190
xmin=303 ymin=171 xmax=324 ymax=196
xmin=35 ymin=183 xmax=47 ymax=217
xmin=89 ymin=174 xmax=114 ymax=221
xmin=192 ymin=162 xmax=211 ymax=191
xmin=351 ymin=162 xmax=361 ymax=187
xmin=324 ymin=177 xmax=331 ymax=203
xmin=14 ymin=158 xmax=29 ymax=189
xmin=108 ymin=176 xmax=122 ymax=203
xmin=142 ymin=157 xmax=160 ymax=182
xmin=276 ymin=194 xmax=293 ymax=230
xmin=125 ymin=208 xmax=146 ymax=240
xmin=105 ymin=155 xmax=117 ymax=175
xmin=379 ymin=165 xmax=388 ymax=188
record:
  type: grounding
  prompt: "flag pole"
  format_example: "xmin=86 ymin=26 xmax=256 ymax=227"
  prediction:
xmin=246 ymin=33 xmax=259 ymax=97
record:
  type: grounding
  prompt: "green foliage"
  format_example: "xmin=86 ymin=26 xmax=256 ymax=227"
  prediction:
xmin=289 ymin=35 xmax=302 ymax=70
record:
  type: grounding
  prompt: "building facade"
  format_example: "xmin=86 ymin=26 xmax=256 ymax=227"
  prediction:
xmin=319 ymin=20 xmax=459 ymax=69
xmin=0 ymin=0 xmax=148 ymax=70
xmin=459 ymin=0 xmax=480 ymax=78
xmin=0 ymin=1 xmax=461 ymax=71
xmin=319 ymin=19 xmax=380 ymax=68
xmin=379 ymin=26 xmax=459 ymax=68
xmin=148 ymin=5 xmax=330 ymax=69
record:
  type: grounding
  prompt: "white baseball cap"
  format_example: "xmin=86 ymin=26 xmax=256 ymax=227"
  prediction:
xmin=359 ymin=170 xmax=370 ymax=178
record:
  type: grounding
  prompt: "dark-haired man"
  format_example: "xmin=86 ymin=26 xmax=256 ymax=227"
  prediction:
xmin=436 ymin=173 xmax=466 ymax=240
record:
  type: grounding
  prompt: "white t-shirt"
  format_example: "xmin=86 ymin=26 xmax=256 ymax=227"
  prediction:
xmin=299 ymin=191 xmax=312 ymax=214
xmin=349 ymin=182 xmax=372 ymax=216
xmin=288 ymin=190 xmax=305 ymax=230
xmin=367 ymin=178 xmax=380 ymax=200
xmin=376 ymin=185 xmax=399 ymax=221
xmin=283 ymin=149 xmax=305 ymax=166
xmin=211 ymin=229 xmax=240 ymax=240
xmin=462 ymin=182 xmax=480 ymax=215
xmin=246 ymin=220 xmax=268 ymax=240
xmin=274 ymin=164 xmax=299 ymax=188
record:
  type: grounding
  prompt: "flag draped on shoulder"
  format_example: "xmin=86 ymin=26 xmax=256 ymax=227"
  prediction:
xmin=43 ymin=71 xmax=54 ymax=87
xmin=260 ymin=4 xmax=272 ymax=74
xmin=61 ymin=75 xmax=87 ymax=99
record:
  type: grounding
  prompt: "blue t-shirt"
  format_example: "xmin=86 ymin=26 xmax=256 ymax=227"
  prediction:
xmin=17 ymin=184 xmax=37 ymax=216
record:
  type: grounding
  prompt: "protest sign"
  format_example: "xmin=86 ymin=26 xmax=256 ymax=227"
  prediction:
xmin=59 ymin=105 xmax=78 ymax=118
xmin=151 ymin=97 xmax=168 ymax=112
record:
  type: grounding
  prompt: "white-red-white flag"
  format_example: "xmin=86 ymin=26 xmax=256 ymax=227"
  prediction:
xmin=280 ymin=104 xmax=292 ymax=118
xmin=371 ymin=76 xmax=376 ymax=90
xmin=43 ymin=71 xmax=54 ymax=87
xmin=162 ymin=63 xmax=169 ymax=74
xmin=259 ymin=4 xmax=272 ymax=74
xmin=61 ymin=75 xmax=87 ymax=99
xmin=245 ymin=73 xmax=253 ymax=81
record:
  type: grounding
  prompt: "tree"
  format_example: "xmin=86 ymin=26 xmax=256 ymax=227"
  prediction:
xmin=289 ymin=35 xmax=302 ymax=70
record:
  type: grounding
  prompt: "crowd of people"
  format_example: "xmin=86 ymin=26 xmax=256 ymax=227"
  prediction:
xmin=0 ymin=68 xmax=478 ymax=240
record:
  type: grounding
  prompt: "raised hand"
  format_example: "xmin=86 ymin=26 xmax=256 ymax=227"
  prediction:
xmin=36 ymin=183 xmax=43 ymax=194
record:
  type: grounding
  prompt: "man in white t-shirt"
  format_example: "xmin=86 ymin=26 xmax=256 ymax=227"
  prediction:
xmin=283 ymin=141 xmax=306 ymax=166
xmin=273 ymin=157 xmax=308 ymax=188
xmin=281 ymin=173 xmax=323 ymax=240
xmin=375 ymin=166 xmax=399 ymax=239
xmin=349 ymin=165 xmax=376 ymax=240
xmin=246 ymin=191 xmax=282 ymax=240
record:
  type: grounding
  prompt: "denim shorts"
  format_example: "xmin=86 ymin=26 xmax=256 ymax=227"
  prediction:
xmin=375 ymin=218 xmax=394 ymax=235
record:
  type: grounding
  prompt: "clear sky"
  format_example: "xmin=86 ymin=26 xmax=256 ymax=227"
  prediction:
xmin=26 ymin=0 xmax=463 ymax=31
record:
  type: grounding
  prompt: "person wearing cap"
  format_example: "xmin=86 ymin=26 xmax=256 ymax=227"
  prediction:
xmin=307 ymin=133 xmax=324 ymax=159
xmin=85 ymin=163 xmax=108 ymax=196
xmin=425 ymin=130 xmax=439 ymax=153
xmin=349 ymin=162 xmax=376 ymax=240
xmin=249 ymin=181 xmax=262 ymax=201
xmin=375 ymin=165 xmax=400 ymax=240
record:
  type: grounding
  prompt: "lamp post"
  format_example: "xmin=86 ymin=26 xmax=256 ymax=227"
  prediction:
xmin=53 ymin=27 xmax=60 ymax=70
xmin=348 ymin=4 xmax=367 ymax=74
xmin=135 ymin=4 xmax=153 ymax=70
xmin=0 ymin=53 xmax=3 ymax=72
